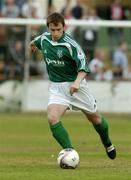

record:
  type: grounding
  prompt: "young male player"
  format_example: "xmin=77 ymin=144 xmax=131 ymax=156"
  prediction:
xmin=30 ymin=12 xmax=116 ymax=159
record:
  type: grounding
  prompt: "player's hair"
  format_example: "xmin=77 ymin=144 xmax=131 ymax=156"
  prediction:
xmin=47 ymin=12 xmax=65 ymax=27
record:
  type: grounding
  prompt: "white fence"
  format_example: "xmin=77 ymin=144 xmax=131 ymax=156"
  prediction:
xmin=0 ymin=80 xmax=131 ymax=113
xmin=1 ymin=18 xmax=131 ymax=27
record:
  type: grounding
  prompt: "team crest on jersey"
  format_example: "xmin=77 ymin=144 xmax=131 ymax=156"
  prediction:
xmin=44 ymin=49 xmax=47 ymax=54
xmin=77 ymin=49 xmax=84 ymax=59
xmin=57 ymin=50 xmax=63 ymax=58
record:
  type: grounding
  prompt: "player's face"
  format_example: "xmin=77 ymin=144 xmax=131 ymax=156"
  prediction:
xmin=48 ymin=23 xmax=64 ymax=41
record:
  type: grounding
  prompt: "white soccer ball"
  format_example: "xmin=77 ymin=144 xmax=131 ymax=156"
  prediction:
xmin=57 ymin=148 xmax=80 ymax=169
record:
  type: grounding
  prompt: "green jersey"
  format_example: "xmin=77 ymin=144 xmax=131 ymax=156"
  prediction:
xmin=32 ymin=32 xmax=90 ymax=82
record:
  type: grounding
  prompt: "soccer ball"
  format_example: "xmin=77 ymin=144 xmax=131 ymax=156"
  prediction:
xmin=57 ymin=148 xmax=80 ymax=169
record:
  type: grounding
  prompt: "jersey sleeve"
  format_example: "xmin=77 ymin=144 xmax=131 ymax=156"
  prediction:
xmin=31 ymin=35 xmax=42 ymax=50
xmin=71 ymin=43 xmax=90 ymax=73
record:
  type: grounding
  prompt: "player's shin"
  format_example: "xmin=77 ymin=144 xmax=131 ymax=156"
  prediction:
xmin=93 ymin=117 xmax=112 ymax=147
xmin=49 ymin=121 xmax=73 ymax=149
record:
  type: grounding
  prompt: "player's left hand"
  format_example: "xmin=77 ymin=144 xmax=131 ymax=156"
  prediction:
xmin=70 ymin=82 xmax=80 ymax=96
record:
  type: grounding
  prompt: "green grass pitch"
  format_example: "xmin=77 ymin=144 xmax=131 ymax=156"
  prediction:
xmin=0 ymin=112 xmax=131 ymax=180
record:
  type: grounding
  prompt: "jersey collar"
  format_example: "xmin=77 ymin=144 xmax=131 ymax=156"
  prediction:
xmin=51 ymin=32 xmax=65 ymax=43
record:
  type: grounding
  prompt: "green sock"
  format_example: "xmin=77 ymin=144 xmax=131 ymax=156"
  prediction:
xmin=50 ymin=121 xmax=73 ymax=149
xmin=93 ymin=117 xmax=112 ymax=147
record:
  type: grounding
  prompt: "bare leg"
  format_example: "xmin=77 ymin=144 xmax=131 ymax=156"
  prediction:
xmin=47 ymin=104 xmax=68 ymax=125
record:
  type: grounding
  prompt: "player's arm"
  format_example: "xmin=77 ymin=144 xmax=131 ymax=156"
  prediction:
xmin=29 ymin=34 xmax=42 ymax=53
xmin=70 ymin=44 xmax=90 ymax=95
xmin=29 ymin=41 xmax=38 ymax=53
xmin=70 ymin=71 xmax=87 ymax=96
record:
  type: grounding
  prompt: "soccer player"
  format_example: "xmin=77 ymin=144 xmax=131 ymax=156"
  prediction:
xmin=30 ymin=12 xmax=116 ymax=159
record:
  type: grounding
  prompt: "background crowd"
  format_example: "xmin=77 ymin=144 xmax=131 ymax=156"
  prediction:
xmin=0 ymin=0 xmax=131 ymax=82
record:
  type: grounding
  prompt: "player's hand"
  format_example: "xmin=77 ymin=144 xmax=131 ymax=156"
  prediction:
xmin=70 ymin=82 xmax=80 ymax=96
xmin=29 ymin=43 xmax=37 ymax=53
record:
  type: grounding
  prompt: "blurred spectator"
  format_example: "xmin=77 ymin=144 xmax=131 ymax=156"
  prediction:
xmin=5 ymin=14 xmax=25 ymax=77
xmin=89 ymin=49 xmax=113 ymax=81
xmin=0 ymin=0 xmax=2 ymax=10
xmin=21 ymin=0 xmax=43 ymax=18
xmin=0 ymin=0 xmax=4 ymax=16
xmin=62 ymin=7 xmax=75 ymax=36
xmin=0 ymin=61 xmax=7 ymax=83
xmin=96 ymin=4 xmax=110 ymax=20
xmin=9 ymin=40 xmax=24 ymax=64
xmin=124 ymin=6 xmax=131 ymax=20
xmin=30 ymin=6 xmax=42 ymax=38
xmin=7 ymin=40 xmax=25 ymax=80
xmin=108 ymin=0 xmax=125 ymax=50
xmin=7 ymin=14 xmax=26 ymax=41
xmin=71 ymin=0 xmax=84 ymax=19
xmin=47 ymin=4 xmax=56 ymax=16
xmin=29 ymin=59 xmax=44 ymax=80
xmin=112 ymin=41 xmax=129 ymax=80
xmin=110 ymin=0 xmax=125 ymax=20
xmin=81 ymin=7 xmax=100 ymax=61
xmin=61 ymin=0 xmax=71 ymax=15
xmin=1 ymin=0 xmax=23 ymax=64
xmin=0 ymin=0 xmax=47 ymax=81
xmin=63 ymin=7 xmax=73 ymax=20
xmin=15 ymin=0 xmax=26 ymax=11
xmin=5 ymin=63 xmax=21 ymax=80
xmin=22 ymin=0 xmax=44 ymax=38
xmin=21 ymin=0 xmax=47 ymax=80
xmin=0 ymin=25 xmax=7 ymax=62
xmin=1 ymin=0 xmax=20 ymax=18
xmin=89 ymin=49 xmax=104 ymax=80
xmin=29 ymin=50 xmax=46 ymax=80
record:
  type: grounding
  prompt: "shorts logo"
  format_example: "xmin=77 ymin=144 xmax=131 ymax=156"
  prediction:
xmin=57 ymin=50 xmax=63 ymax=58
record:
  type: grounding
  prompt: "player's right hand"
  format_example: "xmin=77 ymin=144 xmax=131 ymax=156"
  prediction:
xmin=29 ymin=43 xmax=37 ymax=53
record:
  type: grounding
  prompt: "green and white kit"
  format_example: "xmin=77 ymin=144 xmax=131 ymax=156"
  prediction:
xmin=32 ymin=32 xmax=90 ymax=82
xmin=32 ymin=32 xmax=97 ymax=113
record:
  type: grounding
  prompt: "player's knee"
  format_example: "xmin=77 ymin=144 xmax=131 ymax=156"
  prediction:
xmin=47 ymin=114 xmax=58 ymax=125
xmin=86 ymin=113 xmax=101 ymax=124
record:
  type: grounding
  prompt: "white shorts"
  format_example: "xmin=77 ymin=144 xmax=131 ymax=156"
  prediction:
xmin=48 ymin=80 xmax=97 ymax=113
